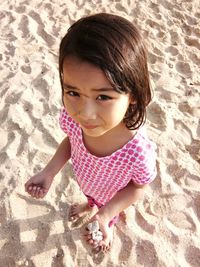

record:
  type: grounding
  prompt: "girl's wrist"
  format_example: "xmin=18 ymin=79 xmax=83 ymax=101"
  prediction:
xmin=42 ymin=166 xmax=56 ymax=180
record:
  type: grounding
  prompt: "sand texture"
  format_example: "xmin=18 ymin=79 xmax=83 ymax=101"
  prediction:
xmin=0 ymin=0 xmax=200 ymax=266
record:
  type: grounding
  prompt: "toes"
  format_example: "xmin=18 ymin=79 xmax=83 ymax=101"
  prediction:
xmin=68 ymin=204 xmax=79 ymax=221
xmin=84 ymin=233 xmax=92 ymax=241
xmin=99 ymin=244 xmax=110 ymax=253
xmin=69 ymin=215 xmax=77 ymax=221
xmin=88 ymin=238 xmax=94 ymax=245
xmin=70 ymin=204 xmax=78 ymax=212
xmin=93 ymin=241 xmax=99 ymax=248
xmin=69 ymin=205 xmax=76 ymax=216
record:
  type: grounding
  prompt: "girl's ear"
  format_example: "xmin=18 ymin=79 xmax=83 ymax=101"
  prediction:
xmin=129 ymin=95 xmax=136 ymax=105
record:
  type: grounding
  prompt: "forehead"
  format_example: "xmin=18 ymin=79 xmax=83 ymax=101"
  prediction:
xmin=63 ymin=56 xmax=101 ymax=74
xmin=62 ymin=56 xmax=112 ymax=86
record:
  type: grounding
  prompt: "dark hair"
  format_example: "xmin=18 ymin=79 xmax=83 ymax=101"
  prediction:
xmin=59 ymin=13 xmax=152 ymax=130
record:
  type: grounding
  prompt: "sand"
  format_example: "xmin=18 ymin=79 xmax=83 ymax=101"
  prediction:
xmin=0 ymin=0 xmax=200 ymax=266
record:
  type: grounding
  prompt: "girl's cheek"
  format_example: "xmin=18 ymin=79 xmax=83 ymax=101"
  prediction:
xmin=64 ymin=98 xmax=79 ymax=114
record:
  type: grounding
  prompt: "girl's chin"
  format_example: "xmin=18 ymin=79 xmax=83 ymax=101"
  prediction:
xmin=82 ymin=128 xmax=106 ymax=137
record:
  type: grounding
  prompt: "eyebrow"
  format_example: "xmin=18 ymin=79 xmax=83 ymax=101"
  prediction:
xmin=63 ymin=83 xmax=114 ymax=92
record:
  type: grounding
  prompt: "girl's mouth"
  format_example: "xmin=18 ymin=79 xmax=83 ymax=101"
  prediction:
xmin=82 ymin=124 xmax=98 ymax=129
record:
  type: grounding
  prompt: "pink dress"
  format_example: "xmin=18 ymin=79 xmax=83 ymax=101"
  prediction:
xmin=59 ymin=108 xmax=157 ymax=206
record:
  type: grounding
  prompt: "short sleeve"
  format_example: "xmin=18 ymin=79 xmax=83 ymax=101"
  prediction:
xmin=131 ymin=141 xmax=157 ymax=185
xmin=59 ymin=107 xmax=75 ymax=137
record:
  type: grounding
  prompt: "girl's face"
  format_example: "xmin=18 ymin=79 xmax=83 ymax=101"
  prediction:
xmin=62 ymin=56 xmax=132 ymax=138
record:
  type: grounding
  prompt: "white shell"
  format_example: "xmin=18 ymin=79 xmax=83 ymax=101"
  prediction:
xmin=87 ymin=220 xmax=103 ymax=242
xmin=87 ymin=220 xmax=99 ymax=232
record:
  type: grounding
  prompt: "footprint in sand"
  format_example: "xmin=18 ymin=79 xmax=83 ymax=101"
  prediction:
xmin=149 ymin=47 xmax=164 ymax=65
xmin=21 ymin=65 xmax=31 ymax=74
xmin=185 ymin=246 xmax=200 ymax=267
xmin=185 ymin=14 xmax=198 ymax=26
xmin=32 ymin=76 xmax=49 ymax=99
xmin=165 ymin=46 xmax=179 ymax=56
xmin=135 ymin=210 xmax=155 ymax=234
xmin=147 ymin=102 xmax=167 ymax=131
xmin=148 ymin=52 xmax=157 ymax=64
xmin=192 ymin=195 xmax=200 ymax=221
xmin=117 ymin=228 xmax=134 ymax=263
xmin=193 ymin=27 xmax=200 ymax=38
xmin=178 ymin=101 xmax=194 ymax=115
xmin=136 ymin=239 xmax=158 ymax=267
xmin=52 ymin=248 xmax=64 ymax=266
xmin=176 ymin=61 xmax=192 ymax=77
xmin=185 ymin=37 xmax=200 ymax=50
xmin=28 ymin=10 xmax=55 ymax=47
xmin=187 ymin=51 xmax=200 ymax=67
xmin=18 ymin=15 xmax=29 ymax=38
xmin=185 ymin=139 xmax=200 ymax=164
xmin=166 ymin=211 xmax=196 ymax=231
xmin=149 ymin=193 xmax=191 ymax=217
xmin=169 ymin=30 xmax=182 ymax=45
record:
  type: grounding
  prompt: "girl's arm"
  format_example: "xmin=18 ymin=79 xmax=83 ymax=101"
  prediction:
xmin=43 ymin=136 xmax=71 ymax=177
xmin=98 ymin=181 xmax=147 ymax=224
xmin=25 ymin=136 xmax=71 ymax=198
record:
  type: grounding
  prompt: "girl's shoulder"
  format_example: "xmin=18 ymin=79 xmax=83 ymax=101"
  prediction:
xmin=127 ymin=126 xmax=157 ymax=154
xmin=59 ymin=107 xmax=79 ymax=137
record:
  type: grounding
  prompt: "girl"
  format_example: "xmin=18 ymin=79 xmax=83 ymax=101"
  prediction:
xmin=25 ymin=13 xmax=157 ymax=252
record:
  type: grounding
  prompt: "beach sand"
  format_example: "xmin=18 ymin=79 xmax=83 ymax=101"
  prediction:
xmin=0 ymin=0 xmax=200 ymax=266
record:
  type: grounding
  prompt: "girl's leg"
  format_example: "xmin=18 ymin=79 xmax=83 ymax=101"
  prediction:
xmin=85 ymin=196 xmax=120 ymax=252
xmin=69 ymin=195 xmax=98 ymax=221
xmin=108 ymin=215 xmax=119 ymax=227
xmin=86 ymin=196 xmax=120 ymax=227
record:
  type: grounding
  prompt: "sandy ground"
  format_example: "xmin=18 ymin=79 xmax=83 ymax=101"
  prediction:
xmin=0 ymin=0 xmax=200 ymax=266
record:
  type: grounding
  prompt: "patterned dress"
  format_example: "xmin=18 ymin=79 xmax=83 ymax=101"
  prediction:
xmin=59 ymin=108 xmax=157 ymax=206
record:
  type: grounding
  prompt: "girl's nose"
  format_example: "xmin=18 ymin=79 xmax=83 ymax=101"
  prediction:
xmin=79 ymin=100 xmax=97 ymax=120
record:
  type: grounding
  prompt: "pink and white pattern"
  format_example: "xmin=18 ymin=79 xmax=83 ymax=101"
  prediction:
xmin=59 ymin=108 xmax=157 ymax=205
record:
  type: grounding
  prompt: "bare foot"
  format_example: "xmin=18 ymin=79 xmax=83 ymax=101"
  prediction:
xmin=84 ymin=214 xmax=114 ymax=253
xmin=69 ymin=203 xmax=98 ymax=221
xmin=85 ymin=224 xmax=114 ymax=253
xmin=119 ymin=211 xmax=127 ymax=224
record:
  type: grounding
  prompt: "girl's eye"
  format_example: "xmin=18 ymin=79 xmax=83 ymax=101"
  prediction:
xmin=97 ymin=95 xmax=112 ymax=101
xmin=65 ymin=91 xmax=79 ymax=97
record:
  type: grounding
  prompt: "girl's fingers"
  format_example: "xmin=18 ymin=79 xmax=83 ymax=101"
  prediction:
xmin=32 ymin=185 xmax=40 ymax=198
xmin=39 ymin=189 xmax=44 ymax=198
xmin=28 ymin=185 xmax=32 ymax=191
xmin=31 ymin=186 xmax=36 ymax=197
xmin=35 ymin=187 xmax=41 ymax=198
xmin=25 ymin=184 xmax=32 ymax=192
xmin=25 ymin=183 xmax=47 ymax=198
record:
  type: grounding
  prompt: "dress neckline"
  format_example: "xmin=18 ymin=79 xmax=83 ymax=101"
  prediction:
xmin=78 ymin=126 xmax=140 ymax=159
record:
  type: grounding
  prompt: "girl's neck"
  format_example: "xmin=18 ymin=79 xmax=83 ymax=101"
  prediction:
xmin=82 ymin=124 xmax=137 ymax=157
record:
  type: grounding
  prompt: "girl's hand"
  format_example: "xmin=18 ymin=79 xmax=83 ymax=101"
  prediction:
xmin=25 ymin=170 xmax=54 ymax=199
xmin=85 ymin=213 xmax=114 ymax=252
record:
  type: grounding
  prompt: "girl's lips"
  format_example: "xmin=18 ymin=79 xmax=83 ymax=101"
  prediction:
xmin=82 ymin=124 xmax=98 ymax=129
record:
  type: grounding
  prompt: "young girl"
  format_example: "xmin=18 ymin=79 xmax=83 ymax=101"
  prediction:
xmin=25 ymin=13 xmax=157 ymax=252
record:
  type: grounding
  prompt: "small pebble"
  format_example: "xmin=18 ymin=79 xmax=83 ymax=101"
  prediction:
xmin=87 ymin=220 xmax=103 ymax=242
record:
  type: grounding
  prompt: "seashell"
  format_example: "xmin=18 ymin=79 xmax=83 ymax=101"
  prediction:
xmin=93 ymin=235 xmax=103 ymax=242
xmin=87 ymin=220 xmax=103 ymax=242
xmin=87 ymin=220 xmax=100 ymax=232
